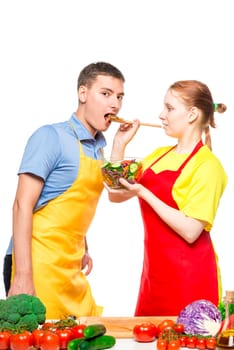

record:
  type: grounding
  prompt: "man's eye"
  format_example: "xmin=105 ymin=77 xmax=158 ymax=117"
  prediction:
xmin=117 ymin=95 xmax=124 ymax=101
xmin=102 ymin=92 xmax=110 ymax=97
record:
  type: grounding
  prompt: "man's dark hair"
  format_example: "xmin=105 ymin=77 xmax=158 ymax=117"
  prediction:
xmin=77 ymin=61 xmax=125 ymax=89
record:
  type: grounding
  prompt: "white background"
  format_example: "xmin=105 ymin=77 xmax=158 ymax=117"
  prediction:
xmin=0 ymin=0 xmax=233 ymax=316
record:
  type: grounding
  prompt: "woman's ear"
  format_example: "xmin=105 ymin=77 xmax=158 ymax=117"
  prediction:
xmin=188 ymin=106 xmax=199 ymax=123
xmin=78 ymin=85 xmax=87 ymax=104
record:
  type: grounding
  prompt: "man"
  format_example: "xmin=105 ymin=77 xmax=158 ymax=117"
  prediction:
xmin=4 ymin=61 xmax=136 ymax=319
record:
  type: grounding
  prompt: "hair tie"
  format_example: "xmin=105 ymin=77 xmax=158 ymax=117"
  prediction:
xmin=213 ymin=103 xmax=219 ymax=112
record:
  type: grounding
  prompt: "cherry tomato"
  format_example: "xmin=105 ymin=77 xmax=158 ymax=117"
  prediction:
xmin=168 ymin=339 xmax=180 ymax=350
xmin=41 ymin=322 xmax=57 ymax=331
xmin=196 ymin=337 xmax=206 ymax=349
xmin=32 ymin=329 xmax=46 ymax=348
xmin=39 ymin=331 xmax=60 ymax=350
xmin=0 ymin=331 xmax=11 ymax=350
xmin=55 ymin=328 xmax=73 ymax=349
xmin=179 ymin=334 xmax=188 ymax=347
xmin=70 ymin=324 xmax=86 ymax=339
xmin=10 ymin=331 xmax=33 ymax=350
xmin=173 ymin=323 xmax=185 ymax=334
xmin=157 ymin=337 xmax=168 ymax=350
xmin=206 ymin=336 xmax=217 ymax=350
xmin=186 ymin=336 xmax=197 ymax=348
xmin=158 ymin=319 xmax=176 ymax=333
xmin=133 ymin=322 xmax=157 ymax=342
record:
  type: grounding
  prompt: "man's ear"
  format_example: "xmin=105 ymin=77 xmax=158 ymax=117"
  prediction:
xmin=78 ymin=85 xmax=87 ymax=103
xmin=188 ymin=106 xmax=199 ymax=123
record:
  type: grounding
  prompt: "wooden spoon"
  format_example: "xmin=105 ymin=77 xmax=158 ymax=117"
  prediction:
xmin=108 ymin=115 xmax=162 ymax=128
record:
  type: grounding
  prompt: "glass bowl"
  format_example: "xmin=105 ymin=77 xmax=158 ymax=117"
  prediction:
xmin=101 ymin=157 xmax=143 ymax=189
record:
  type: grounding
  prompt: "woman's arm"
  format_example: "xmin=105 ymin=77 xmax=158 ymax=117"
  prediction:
xmin=106 ymin=178 xmax=206 ymax=243
xmin=110 ymin=120 xmax=140 ymax=160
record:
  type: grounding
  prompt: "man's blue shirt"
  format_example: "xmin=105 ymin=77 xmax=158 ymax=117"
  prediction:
xmin=6 ymin=114 xmax=106 ymax=254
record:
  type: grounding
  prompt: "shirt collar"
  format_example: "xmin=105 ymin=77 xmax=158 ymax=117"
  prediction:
xmin=70 ymin=114 xmax=106 ymax=147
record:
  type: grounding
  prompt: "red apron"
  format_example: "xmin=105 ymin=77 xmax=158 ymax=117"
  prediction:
xmin=135 ymin=141 xmax=219 ymax=316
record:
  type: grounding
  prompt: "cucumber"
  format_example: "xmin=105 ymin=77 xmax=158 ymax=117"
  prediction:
xmin=111 ymin=162 xmax=122 ymax=169
xmin=129 ymin=162 xmax=139 ymax=174
xmin=83 ymin=324 xmax=106 ymax=339
xmin=101 ymin=162 xmax=111 ymax=169
xmin=67 ymin=338 xmax=85 ymax=350
xmin=78 ymin=335 xmax=116 ymax=350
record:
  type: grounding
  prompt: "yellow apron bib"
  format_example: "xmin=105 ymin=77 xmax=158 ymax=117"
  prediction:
xmin=31 ymin=142 xmax=103 ymax=319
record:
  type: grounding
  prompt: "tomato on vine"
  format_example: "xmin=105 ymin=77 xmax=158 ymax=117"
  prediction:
xmin=32 ymin=329 xmax=46 ymax=348
xmin=179 ymin=334 xmax=188 ymax=347
xmin=157 ymin=337 xmax=168 ymax=350
xmin=196 ymin=337 xmax=207 ymax=349
xmin=0 ymin=330 xmax=11 ymax=350
xmin=168 ymin=339 xmax=180 ymax=350
xmin=70 ymin=324 xmax=86 ymax=339
xmin=206 ymin=337 xmax=216 ymax=350
xmin=10 ymin=331 xmax=33 ymax=350
xmin=158 ymin=319 xmax=175 ymax=333
xmin=39 ymin=331 xmax=60 ymax=350
xmin=55 ymin=328 xmax=73 ymax=349
xmin=173 ymin=323 xmax=185 ymax=334
xmin=186 ymin=336 xmax=197 ymax=348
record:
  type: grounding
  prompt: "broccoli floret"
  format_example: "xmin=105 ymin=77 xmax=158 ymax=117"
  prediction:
xmin=7 ymin=313 xmax=21 ymax=324
xmin=31 ymin=295 xmax=46 ymax=315
xmin=36 ymin=313 xmax=46 ymax=324
xmin=18 ymin=300 xmax=33 ymax=315
xmin=0 ymin=294 xmax=46 ymax=332
xmin=17 ymin=314 xmax=39 ymax=332
xmin=0 ymin=321 xmax=15 ymax=331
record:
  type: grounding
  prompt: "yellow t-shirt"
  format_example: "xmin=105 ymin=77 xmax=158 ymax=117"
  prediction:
xmin=142 ymin=144 xmax=228 ymax=231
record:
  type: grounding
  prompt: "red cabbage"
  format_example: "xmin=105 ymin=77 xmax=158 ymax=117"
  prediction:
xmin=177 ymin=299 xmax=222 ymax=336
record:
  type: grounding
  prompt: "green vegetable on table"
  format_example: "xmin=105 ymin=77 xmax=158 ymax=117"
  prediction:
xmin=67 ymin=323 xmax=116 ymax=350
xmin=78 ymin=335 xmax=116 ymax=350
xmin=83 ymin=324 xmax=106 ymax=339
xmin=0 ymin=293 xmax=46 ymax=332
xmin=68 ymin=338 xmax=85 ymax=350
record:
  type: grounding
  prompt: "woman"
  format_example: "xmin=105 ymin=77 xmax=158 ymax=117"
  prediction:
xmin=105 ymin=80 xmax=228 ymax=316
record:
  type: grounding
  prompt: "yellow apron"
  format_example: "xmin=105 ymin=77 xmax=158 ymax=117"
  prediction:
xmin=31 ymin=142 xmax=103 ymax=319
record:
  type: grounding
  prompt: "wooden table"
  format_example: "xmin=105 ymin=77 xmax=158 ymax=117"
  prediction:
xmin=79 ymin=316 xmax=177 ymax=338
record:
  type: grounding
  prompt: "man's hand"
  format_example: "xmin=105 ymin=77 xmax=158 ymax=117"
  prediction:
xmin=81 ymin=252 xmax=93 ymax=275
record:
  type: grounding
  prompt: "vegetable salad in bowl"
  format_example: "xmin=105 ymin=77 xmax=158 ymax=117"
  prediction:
xmin=101 ymin=157 xmax=143 ymax=189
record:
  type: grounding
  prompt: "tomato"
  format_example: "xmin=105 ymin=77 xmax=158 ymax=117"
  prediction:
xmin=10 ymin=331 xmax=33 ymax=350
xmin=158 ymin=319 xmax=175 ymax=333
xmin=168 ymin=339 xmax=180 ymax=350
xmin=133 ymin=322 xmax=157 ymax=342
xmin=206 ymin=336 xmax=216 ymax=350
xmin=157 ymin=337 xmax=168 ymax=350
xmin=55 ymin=328 xmax=73 ymax=349
xmin=179 ymin=334 xmax=188 ymax=347
xmin=39 ymin=331 xmax=60 ymax=350
xmin=186 ymin=336 xmax=197 ymax=348
xmin=173 ymin=323 xmax=185 ymax=334
xmin=196 ymin=337 xmax=206 ymax=349
xmin=0 ymin=331 xmax=11 ymax=350
xmin=41 ymin=322 xmax=57 ymax=332
xmin=32 ymin=329 xmax=46 ymax=348
xmin=70 ymin=324 xmax=86 ymax=339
